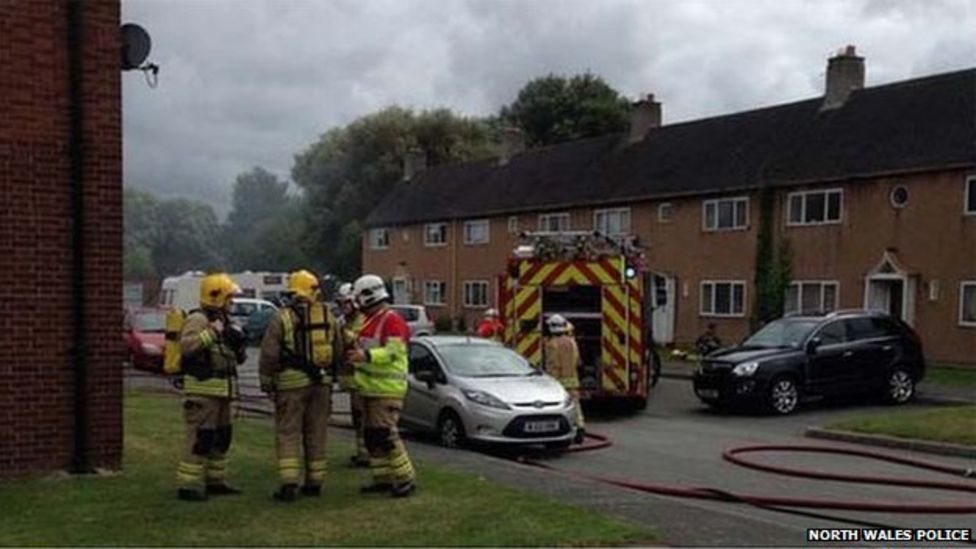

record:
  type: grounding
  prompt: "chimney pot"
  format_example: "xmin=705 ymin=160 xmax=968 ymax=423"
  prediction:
xmin=402 ymin=148 xmax=427 ymax=181
xmin=499 ymin=127 xmax=525 ymax=166
xmin=628 ymin=93 xmax=662 ymax=145
xmin=822 ymin=45 xmax=865 ymax=110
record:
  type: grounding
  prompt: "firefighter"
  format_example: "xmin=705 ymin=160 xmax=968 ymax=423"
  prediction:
xmin=176 ymin=273 xmax=247 ymax=501
xmin=337 ymin=282 xmax=369 ymax=467
xmin=345 ymin=274 xmax=416 ymax=498
xmin=544 ymin=314 xmax=586 ymax=444
xmin=475 ymin=308 xmax=505 ymax=341
xmin=259 ymin=269 xmax=341 ymax=502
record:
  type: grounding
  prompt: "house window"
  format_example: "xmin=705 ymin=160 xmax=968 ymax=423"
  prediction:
xmin=463 ymin=219 xmax=490 ymax=245
xmin=424 ymin=281 xmax=446 ymax=306
xmin=463 ymin=280 xmax=490 ymax=308
xmin=594 ymin=208 xmax=631 ymax=236
xmin=508 ymin=216 xmax=519 ymax=234
xmin=960 ymin=281 xmax=976 ymax=327
xmin=658 ymin=203 xmax=673 ymax=223
xmin=369 ymin=228 xmax=389 ymax=250
xmin=787 ymin=189 xmax=843 ymax=226
xmin=966 ymin=176 xmax=976 ymax=215
xmin=700 ymin=281 xmax=746 ymax=317
xmin=703 ymin=197 xmax=749 ymax=231
xmin=424 ymin=223 xmax=447 ymax=246
xmin=538 ymin=212 xmax=570 ymax=232
xmin=785 ymin=281 xmax=839 ymax=315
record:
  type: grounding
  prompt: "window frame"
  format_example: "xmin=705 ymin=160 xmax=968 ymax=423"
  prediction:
xmin=593 ymin=207 xmax=632 ymax=236
xmin=786 ymin=188 xmax=844 ymax=227
xmin=784 ymin=281 xmax=840 ymax=315
xmin=463 ymin=219 xmax=490 ymax=245
xmin=658 ymin=202 xmax=673 ymax=223
xmin=960 ymin=281 xmax=976 ymax=328
xmin=369 ymin=227 xmax=390 ymax=250
xmin=699 ymin=280 xmax=747 ymax=318
xmin=423 ymin=280 xmax=447 ymax=306
xmin=462 ymin=280 xmax=491 ymax=309
xmin=965 ymin=176 xmax=976 ymax=216
xmin=702 ymin=196 xmax=750 ymax=232
xmin=538 ymin=212 xmax=571 ymax=232
xmin=423 ymin=222 xmax=448 ymax=247
xmin=508 ymin=216 xmax=519 ymax=234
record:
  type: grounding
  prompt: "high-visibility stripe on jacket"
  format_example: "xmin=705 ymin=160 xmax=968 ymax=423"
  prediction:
xmin=355 ymin=308 xmax=410 ymax=398
xmin=180 ymin=310 xmax=239 ymax=399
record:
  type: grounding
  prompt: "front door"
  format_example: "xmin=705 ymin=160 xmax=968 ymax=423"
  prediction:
xmin=650 ymin=274 xmax=675 ymax=345
xmin=392 ymin=277 xmax=409 ymax=305
xmin=866 ymin=278 xmax=904 ymax=320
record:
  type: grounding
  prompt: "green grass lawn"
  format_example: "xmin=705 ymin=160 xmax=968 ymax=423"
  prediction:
xmin=828 ymin=405 xmax=976 ymax=446
xmin=924 ymin=366 xmax=976 ymax=387
xmin=0 ymin=392 xmax=656 ymax=547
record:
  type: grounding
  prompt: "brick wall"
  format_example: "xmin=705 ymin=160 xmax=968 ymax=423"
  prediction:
xmin=0 ymin=0 xmax=122 ymax=476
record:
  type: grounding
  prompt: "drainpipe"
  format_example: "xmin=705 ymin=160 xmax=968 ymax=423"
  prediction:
xmin=67 ymin=0 xmax=92 ymax=474
xmin=451 ymin=220 xmax=459 ymax=329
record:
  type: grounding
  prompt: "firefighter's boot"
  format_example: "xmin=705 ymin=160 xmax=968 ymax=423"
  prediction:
xmin=391 ymin=481 xmax=416 ymax=498
xmin=574 ymin=428 xmax=586 ymax=444
xmin=177 ymin=488 xmax=208 ymax=502
xmin=273 ymin=484 xmax=298 ymax=503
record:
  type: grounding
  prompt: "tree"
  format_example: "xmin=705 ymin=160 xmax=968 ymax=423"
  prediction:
xmin=224 ymin=167 xmax=300 ymax=271
xmin=752 ymin=187 xmax=793 ymax=329
xmin=499 ymin=73 xmax=631 ymax=146
xmin=292 ymin=106 xmax=496 ymax=278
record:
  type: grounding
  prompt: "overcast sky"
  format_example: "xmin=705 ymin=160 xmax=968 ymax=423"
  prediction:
xmin=121 ymin=0 xmax=975 ymax=216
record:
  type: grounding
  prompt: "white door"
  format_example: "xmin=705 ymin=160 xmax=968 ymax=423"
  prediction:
xmin=867 ymin=280 xmax=891 ymax=312
xmin=650 ymin=274 xmax=675 ymax=345
xmin=392 ymin=277 xmax=408 ymax=305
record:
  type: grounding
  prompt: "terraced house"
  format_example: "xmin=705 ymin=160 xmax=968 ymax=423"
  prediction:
xmin=364 ymin=48 xmax=976 ymax=366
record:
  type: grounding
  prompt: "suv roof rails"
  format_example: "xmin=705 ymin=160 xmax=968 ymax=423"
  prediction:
xmin=825 ymin=308 xmax=888 ymax=318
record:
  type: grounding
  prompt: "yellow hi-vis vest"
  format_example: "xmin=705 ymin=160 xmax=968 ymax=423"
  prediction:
xmin=354 ymin=311 xmax=408 ymax=399
xmin=276 ymin=303 xmax=335 ymax=391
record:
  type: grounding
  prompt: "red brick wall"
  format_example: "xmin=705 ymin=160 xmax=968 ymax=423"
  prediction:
xmin=0 ymin=0 xmax=122 ymax=476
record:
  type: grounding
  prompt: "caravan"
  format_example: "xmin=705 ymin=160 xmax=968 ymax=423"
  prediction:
xmin=159 ymin=271 xmax=290 ymax=311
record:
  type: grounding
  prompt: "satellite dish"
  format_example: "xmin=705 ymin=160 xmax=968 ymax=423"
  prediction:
xmin=121 ymin=23 xmax=152 ymax=70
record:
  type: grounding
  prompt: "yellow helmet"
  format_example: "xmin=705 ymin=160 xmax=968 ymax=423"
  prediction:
xmin=199 ymin=273 xmax=241 ymax=310
xmin=288 ymin=269 xmax=320 ymax=301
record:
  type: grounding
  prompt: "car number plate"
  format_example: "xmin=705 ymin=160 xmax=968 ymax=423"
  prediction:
xmin=697 ymin=388 xmax=719 ymax=399
xmin=524 ymin=420 xmax=561 ymax=433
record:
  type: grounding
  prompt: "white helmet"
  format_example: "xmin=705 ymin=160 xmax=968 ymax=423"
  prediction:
xmin=337 ymin=282 xmax=355 ymax=303
xmin=546 ymin=314 xmax=570 ymax=334
xmin=353 ymin=274 xmax=389 ymax=308
xmin=484 ymin=308 xmax=499 ymax=318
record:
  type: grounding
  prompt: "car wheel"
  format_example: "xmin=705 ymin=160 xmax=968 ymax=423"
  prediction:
xmin=766 ymin=376 xmax=800 ymax=415
xmin=437 ymin=410 xmax=466 ymax=449
xmin=885 ymin=367 xmax=915 ymax=405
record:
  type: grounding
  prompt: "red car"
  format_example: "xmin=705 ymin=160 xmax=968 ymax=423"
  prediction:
xmin=124 ymin=307 xmax=167 ymax=372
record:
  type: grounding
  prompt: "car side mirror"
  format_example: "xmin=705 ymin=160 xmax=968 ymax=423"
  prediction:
xmin=805 ymin=337 xmax=822 ymax=355
xmin=414 ymin=369 xmax=436 ymax=388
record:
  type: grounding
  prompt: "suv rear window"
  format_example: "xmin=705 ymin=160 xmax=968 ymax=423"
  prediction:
xmin=845 ymin=317 xmax=892 ymax=340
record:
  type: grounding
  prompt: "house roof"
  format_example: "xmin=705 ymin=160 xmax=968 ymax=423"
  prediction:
xmin=365 ymin=68 xmax=976 ymax=228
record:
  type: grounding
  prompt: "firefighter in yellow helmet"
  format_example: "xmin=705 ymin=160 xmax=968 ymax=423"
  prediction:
xmin=345 ymin=274 xmax=416 ymax=497
xmin=336 ymin=282 xmax=369 ymax=467
xmin=176 ymin=273 xmax=247 ymax=501
xmin=259 ymin=270 xmax=341 ymax=502
xmin=544 ymin=314 xmax=585 ymax=444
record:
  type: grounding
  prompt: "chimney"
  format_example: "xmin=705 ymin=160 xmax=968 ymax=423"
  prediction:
xmin=822 ymin=45 xmax=865 ymax=110
xmin=402 ymin=148 xmax=427 ymax=181
xmin=498 ymin=127 xmax=525 ymax=166
xmin=628 ymin=94 xmax=662 ymax=144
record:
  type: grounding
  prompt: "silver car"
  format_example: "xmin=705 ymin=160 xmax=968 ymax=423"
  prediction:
xmin=391 ymin=304 xmax=436 ymax=336
xmin=401 ymin=336 xmax=578 ymax=449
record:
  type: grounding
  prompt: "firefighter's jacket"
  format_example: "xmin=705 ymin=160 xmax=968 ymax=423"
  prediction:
xmin=475 ymin=319 xmax=505 ymax=342
xmin=354 ymin=307 xmax=410 ymax=399
xmin=338 ymin=311 xmax=365 ymax=390
xmin=180 ymin=310 xmax=241 ymax=399
xmin=259 ymin=303 xmax=341 ymax=392
xmin=544 ymin=334 xmax=580 ymax=390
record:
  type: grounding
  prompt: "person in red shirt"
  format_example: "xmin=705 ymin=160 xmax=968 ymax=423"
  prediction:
xmin=475 ymin=308 xmax=505 ymax=342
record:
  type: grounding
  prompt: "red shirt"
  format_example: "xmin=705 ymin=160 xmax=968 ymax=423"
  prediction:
xmin=476 ymin=319 xmax=505 ymax=340
xmin=358 ymin=307 xmax=411 ymax=346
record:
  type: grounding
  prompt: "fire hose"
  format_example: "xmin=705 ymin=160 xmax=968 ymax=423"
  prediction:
xmin=522 ymin=433 xmax=976 ymax=515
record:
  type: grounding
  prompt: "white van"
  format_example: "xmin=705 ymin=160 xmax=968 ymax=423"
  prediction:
xmin=159 ymin=271 xmax=291 ymax=310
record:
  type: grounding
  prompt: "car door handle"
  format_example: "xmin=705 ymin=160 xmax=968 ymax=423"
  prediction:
xmin=882 ymin=345 xmax=893 ymax=351
xmin=842 ymin=351 xmax=854 ymax=358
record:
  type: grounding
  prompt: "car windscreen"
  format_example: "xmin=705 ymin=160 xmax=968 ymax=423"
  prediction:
xmin=133 ymin=311 xmax=166 ymax=332
xmin=437 ymin=344 xmax=537 ymax=377
xmin=392 ymin=307 xmax=419 ymax=321
xmin=230 ymin=302 xmax=257 ymax=317
xmin=743 ymin=319 xmax=818 ymax=348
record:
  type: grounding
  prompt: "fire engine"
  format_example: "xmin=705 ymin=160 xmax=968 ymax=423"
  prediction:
xmin=498 ymin=231 xmax=661 ymax=409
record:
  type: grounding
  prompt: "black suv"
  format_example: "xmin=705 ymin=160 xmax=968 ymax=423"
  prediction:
xmin=692 ymin=310 xmax=925 ymax=414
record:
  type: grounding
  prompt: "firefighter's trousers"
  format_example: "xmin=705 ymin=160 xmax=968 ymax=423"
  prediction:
xmin=274 ymin=384 xmax=332 ymax=486
xmin=363 ymin=398 xmax=415 ymax=487
xmin=350 ymin=391 xmax=369 ymax=462
xmin=177 ymin=396 xmax=233 ymax=491
xmin=568 ymin=388 xmax=585 ymax=429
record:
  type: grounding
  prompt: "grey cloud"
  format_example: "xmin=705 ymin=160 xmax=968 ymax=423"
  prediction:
xmin=121 ymin=0 xmax=975 ymax=215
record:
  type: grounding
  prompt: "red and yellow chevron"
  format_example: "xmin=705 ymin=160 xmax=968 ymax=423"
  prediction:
xmin=518 ymin=258 xmax=623 ymax=286
xmin=513 ymin=285 xmax=542 ymax=366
